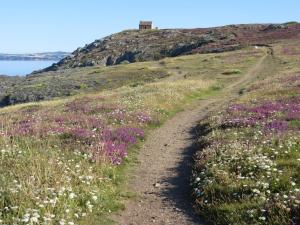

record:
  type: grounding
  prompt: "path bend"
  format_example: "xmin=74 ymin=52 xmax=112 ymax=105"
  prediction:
xmin=112 ymin=49 xmax=276 ymax=225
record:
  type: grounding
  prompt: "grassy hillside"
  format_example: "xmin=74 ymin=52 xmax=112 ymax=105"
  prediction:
xmin=0 ymin=48 xmax=264 ymax=224
xmin=192 ymin=39 xmax=300 ymax=225
xmin=1 ymin=22 xmax=299 ymax=107
xmin=0 ymin=47 xmax=263 ymax=106
xmin=41 ymin=23 xmax=300 ymax=72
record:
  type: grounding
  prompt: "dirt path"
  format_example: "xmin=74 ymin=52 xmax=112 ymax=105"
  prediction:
xmin=113 ymin=50 xmax=275 ymax=225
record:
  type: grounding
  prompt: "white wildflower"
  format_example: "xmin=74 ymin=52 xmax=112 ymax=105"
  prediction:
xmin=259 ymin=216 xmax=266 ymax=221
xmin=252 ymin=189 xmax=261 ymax=194
xmin=69 ymin=193 xmax=76 ymax=199
xmin=30 ymin=216 xmax=39 ymax=223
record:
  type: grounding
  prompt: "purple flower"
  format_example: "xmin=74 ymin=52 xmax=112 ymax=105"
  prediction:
xmin=134 ymin=112 xmax=152 ymax=123
xmin=104 ymin=141 xmax=127 ymax=165
xmin=65 ymin=99 xmax=92 ymax=114
xmin=228 ymin=104 xmax=247 ymax=112
xmin=264 ymin=120 xmax=288 ymax=133
xmin=70 ymin=127 xmax=96 ymax=140
xmin=109 ymin=109 xmax=127 ymax=122
xmin=101 ymin=127 xmax=144 ymax=145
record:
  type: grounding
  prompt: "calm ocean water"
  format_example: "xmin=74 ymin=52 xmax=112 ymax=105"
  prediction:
xmin=0 ymin=60 xmax=56 ymax=76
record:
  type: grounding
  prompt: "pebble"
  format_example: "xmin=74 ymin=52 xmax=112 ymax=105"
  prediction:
xmin=154 ymin=183 xmax=161 ymax=188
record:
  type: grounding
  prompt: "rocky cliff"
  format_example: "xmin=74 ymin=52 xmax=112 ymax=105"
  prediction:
xmin=38 ymin=23 xmax=300 ymax=73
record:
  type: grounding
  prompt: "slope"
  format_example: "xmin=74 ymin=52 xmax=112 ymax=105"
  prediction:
xmin=39 ymin=23 xmax=300 ymax=72
xmin=0 ymin=47 xmax=265 ymax=225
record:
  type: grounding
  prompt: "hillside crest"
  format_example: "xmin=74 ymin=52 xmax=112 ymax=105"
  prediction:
xmin=38 ymin=23 xmax=300 ymax=73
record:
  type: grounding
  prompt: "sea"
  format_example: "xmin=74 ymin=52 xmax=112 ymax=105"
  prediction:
xmin=0 ymin=60 xmax=56 ymax=76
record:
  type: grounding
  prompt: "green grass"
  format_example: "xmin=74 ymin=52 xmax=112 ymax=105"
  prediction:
xmin=289 ymin=119 xmax=300 ymax=128
xmin=0 ymin=47 xmax=265 ymax=107
xmin=192 ymin=40 xmax=300 ymax=225
xmin=0 ymin=46 xmax=268 ymax=224
xmin=193 ymin=128 xmax=300 ymax=225
xmin=0 ymin=79 xmax=215 ymax=224
xmin=222 ymin=69 xmax=241 ymax=75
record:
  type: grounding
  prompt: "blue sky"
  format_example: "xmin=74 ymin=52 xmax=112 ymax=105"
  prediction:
xmin=0 ymin=0 xmax=299 ymax=53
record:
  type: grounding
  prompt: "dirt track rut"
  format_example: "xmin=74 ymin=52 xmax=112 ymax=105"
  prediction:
xmin=113 ymin=50 xmax=275 ymax=225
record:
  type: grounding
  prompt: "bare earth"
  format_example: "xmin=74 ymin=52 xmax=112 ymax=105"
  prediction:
xmin=113 ymin=49 xmax=275 ymax=225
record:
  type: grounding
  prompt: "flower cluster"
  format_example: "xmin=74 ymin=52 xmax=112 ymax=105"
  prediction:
xmin=223 ymin=96 xmax=300 ymax=133
xmin=192 ymin=74 xmax=300 ymax=224
xmin=0 ymin=145 xmax=105 ymax=225
xmin=0 ymin=97 xmax=151 ymax=165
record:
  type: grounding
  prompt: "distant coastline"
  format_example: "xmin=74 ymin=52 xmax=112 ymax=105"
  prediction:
xmin=0 ymin=51 xmax=70 ymax=61
xmin=0 ymin=60 xmax=57 ymax=76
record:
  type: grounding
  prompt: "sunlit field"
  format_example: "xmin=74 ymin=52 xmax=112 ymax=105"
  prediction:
xmin=192 ymin=40 xmax=300 ymax=225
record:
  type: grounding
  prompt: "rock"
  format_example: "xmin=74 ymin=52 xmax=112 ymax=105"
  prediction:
xmin=263 ymin=24 xmax=286 ymax=31
xmin=154 ymin=183 xmax=161 ymax=188
xmin=174 ymin=208 xmax=182 ymax=212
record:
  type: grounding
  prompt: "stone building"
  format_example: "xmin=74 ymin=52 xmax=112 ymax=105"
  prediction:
xmin=139 ymin=21 xmax=153 ymax=30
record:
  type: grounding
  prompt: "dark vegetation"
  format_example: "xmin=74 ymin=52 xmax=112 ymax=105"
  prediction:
xmin=0 ymin=66 xmax=169 ymax=106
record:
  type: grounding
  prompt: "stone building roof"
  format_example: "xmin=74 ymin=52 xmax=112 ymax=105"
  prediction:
xmin=140 ymin=21 xmax=152 ymax=26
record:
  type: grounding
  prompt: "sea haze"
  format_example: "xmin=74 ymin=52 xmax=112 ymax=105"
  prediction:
xmin=0 ymin=60 xmax=56 ymax=76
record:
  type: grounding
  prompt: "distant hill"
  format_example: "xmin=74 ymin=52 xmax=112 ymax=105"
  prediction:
xmin=38 ymin=23 xmax=300 ymax=73
xmin=0 ymin=22 xmax=300 ymax=107
xmin=0 ymin=52 xmax=70 ymax=61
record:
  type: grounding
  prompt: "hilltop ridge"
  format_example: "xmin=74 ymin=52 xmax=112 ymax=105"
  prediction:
xmin=0 ymin=22 xmax=300 ymax=107
xmin=38 ymin=23 xmax=300 ymax=73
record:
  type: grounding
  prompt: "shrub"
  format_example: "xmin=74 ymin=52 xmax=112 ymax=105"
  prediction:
xmin=222 ymin=69 xmax=241 ymax=75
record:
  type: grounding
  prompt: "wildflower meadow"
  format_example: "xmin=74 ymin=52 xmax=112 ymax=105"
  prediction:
xmin=192 ymin=71 xmax=300 ymax=225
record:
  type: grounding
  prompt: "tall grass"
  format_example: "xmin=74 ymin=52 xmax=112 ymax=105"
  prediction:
xmin=192 ymin=71 xmax=300 ymax=225
xmin=0 ymin=46 xmax=266 ymax=224
xmin=0 ymin=78 xmax=212 ymax=224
